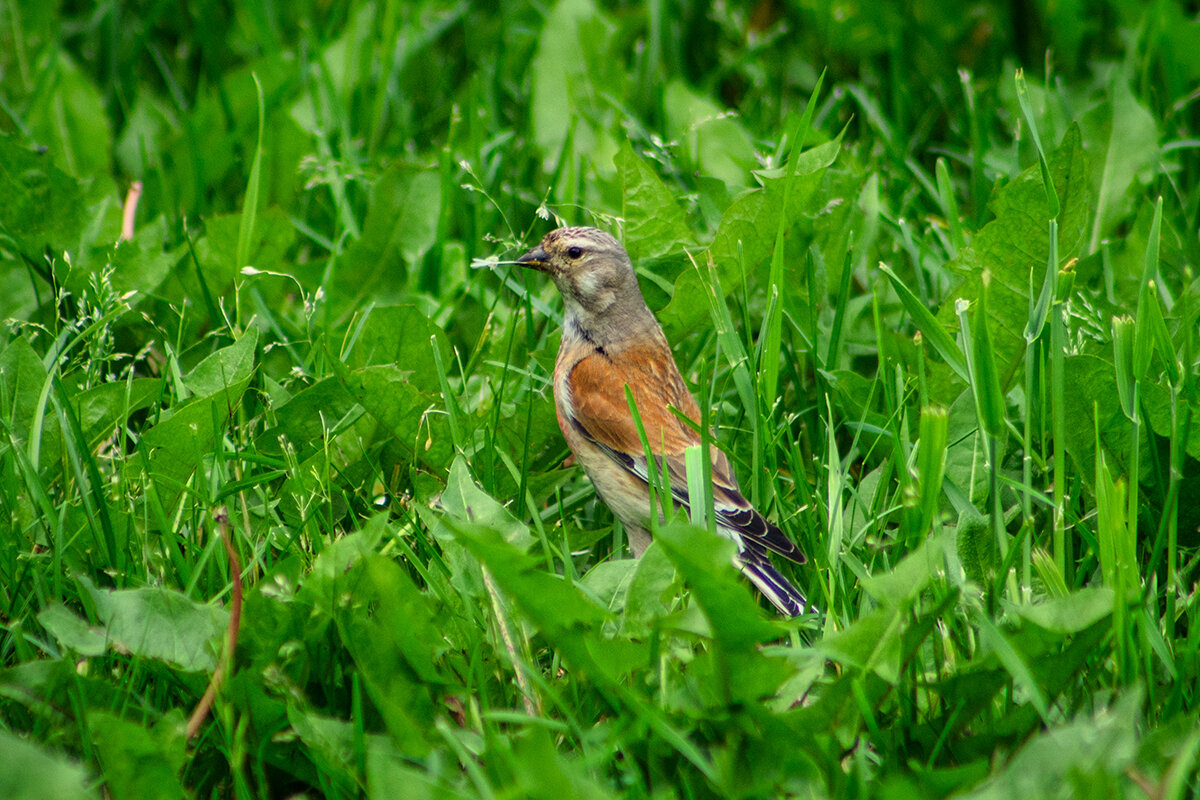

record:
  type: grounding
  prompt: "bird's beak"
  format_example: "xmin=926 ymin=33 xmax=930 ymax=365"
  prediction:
xmin=516 ymin=245 xmax=549 ymax=272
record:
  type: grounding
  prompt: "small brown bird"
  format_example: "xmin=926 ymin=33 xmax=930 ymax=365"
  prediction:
xmin=517 ymin=226 xmax=808 ymax=616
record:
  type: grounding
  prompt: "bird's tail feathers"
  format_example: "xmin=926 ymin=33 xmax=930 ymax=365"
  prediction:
xmin=738 ymin=558 xmax=807 ymax=617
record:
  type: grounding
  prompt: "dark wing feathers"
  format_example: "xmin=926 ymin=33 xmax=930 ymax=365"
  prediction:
xmin=566 ymin=352 xmax=806 ymax=566
xmin=739 ymin=556 xmax=807 ymax=616
xmin=714 ymin=502 xmax=806 ymax=564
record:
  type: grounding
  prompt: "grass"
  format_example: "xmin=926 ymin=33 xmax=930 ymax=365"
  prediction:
xmin=1 ymin=0 xmax=1199 ymax=797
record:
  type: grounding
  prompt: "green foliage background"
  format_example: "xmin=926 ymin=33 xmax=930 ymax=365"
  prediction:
xmin=0 ymin=0 xmax=1198 ymax=797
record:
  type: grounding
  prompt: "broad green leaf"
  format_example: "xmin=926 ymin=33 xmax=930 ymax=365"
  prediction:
xmin=23 ymin=53 xmax=112 ymax=180
xmin=819 ymin=606 xmax=903 ymax=684
xmin=439 ymin=457 xmax=534 ymax=550
xmin=0 ymin=729 xmax=96 ymax=800
xmin=932 ymin=125 xmax=1091 ymax=400
xmin=139 ymin=391 xmax=249 ymax=510
xmin=659 ymin=138 xmax=841 ymax=333
xmin=825 ymin=368 xmax=890 ymax=437
xmin=530 ymin=0 xmax=620 ymax=170
xmin=1060 ymin=354 xmax=1149 ymax=486
xmin=510 ymin=727 xmax=616 ymax=800
xmin=442 ymin=514 xmax=608 ymax=643
xmin=342 ymin=304 xmax=452 ymax=391
xmin=663 ymin=80 xmax=757 ymax=189
xmin=297 ymin=523 xmax=385 ymax=620
xmin=253 ymin=376 xmax=363 ymax=457
xmin=0 ymin=101 xmax=115 ymax=295
xmin=139 ymin=331 xmax=257 ymax=509
xmin=367 ymin=740 xmax=457 ymax=800
xmin=653 ymin=521 xmax=782 ymax=649
xmin=302 ymin=529 xmax=438 ymax=751
xmin=652 ymin=522 xmax=801 ymax=705
xmin=620 ymin=542 xmax=678 ymax=636
xmin=0 ymin=337 xmax=63 ymax=470
xmin=716 ymin=139 xmax=841 ymax=267
xmin=440 ymin=508 xmax=634 ymax=700
xmin=79 ymin=576 xmax=228 ymax=672
xmin=614 ymin=141 xmax=693 ymax=260
xmin=37 ymin=602 xmax=106 ymax=656
xmin=182 ymin=328 xmax=259 ymax=401
xmin=943 ymin=388 xmax=988 ymax=502
xmin=1142 ymin=379 xmax=1200 ymax=461
xmin=578 ymin=558 xmax=637 ymax=613
xmin=90 ymin=711 xmax=186 ymax=800
xmin=346 ymin=553 xmax=446 ymax=683
xmin=975 ymin=611 xmax=1049 ymax=722
xmin=801 ymin=151 xmax=870 ymax=291
xmin=1085 ymin=73 xmax=1161 ymax=249
xmin=71 ymin=378 xmax=162 ymax=450
xmin=191 ymin=207 xmax=297 ymax=293
xmin=862 ymin=529 xmax=950 ymax=606
xmin=341 ymin=364 xmax=452 ymax=469
xmin=96 ymin=217 xmax=179 ymax=300
xmin=921 ymin=617 xmax=1111 ymax=764
xmin=338 ymin=168 xmax=442 ymax=300
xmin=236 ymin=556 xmax=308 ymax=670
xmin=285 ymin=703 xmax=361 ymax=792
xmin=956 ymin=688 xmax=1141 ymax=799
xmin=1016 ymin=588 xmax=1114 ymax=634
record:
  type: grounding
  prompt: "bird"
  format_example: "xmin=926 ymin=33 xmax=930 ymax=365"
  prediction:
xmin=515 ymin=226 xmax=808 ymax=616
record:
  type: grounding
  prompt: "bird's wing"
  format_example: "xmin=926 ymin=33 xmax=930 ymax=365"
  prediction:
xmin=740 ymin=556 xmax=807 ymax=616
xmin=565 ymin=348 xmax=805 ymax=564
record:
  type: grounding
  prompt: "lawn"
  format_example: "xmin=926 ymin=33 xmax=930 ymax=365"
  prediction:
xmin=0 ymin=1 xmax=1198 ymax=797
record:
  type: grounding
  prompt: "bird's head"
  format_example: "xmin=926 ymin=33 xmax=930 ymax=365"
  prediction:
xmin=517 ymin=227 xmax=648 ymax=332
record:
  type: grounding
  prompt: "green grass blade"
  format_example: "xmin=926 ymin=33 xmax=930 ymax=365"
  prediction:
xmin=879 ymin=263 xmax=968 ymax=381
xmin=1014 ymin=68 xmax=1060 ymax=219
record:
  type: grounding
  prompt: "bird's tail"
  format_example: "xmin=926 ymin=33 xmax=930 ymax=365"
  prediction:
xmin=738 ymin=558 xmax=807 ymax=617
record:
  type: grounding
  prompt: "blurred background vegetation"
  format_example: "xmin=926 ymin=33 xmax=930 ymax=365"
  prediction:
xmin=1 ymin=0 xmax=1198 ymax=798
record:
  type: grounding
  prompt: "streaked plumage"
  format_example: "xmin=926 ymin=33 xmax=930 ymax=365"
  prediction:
xmin=517 ymin=226 xmax=807 ymax=616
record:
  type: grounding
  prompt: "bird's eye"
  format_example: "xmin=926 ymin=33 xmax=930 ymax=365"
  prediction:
xmin=566 ymin=246 xmax=583 ymax=259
